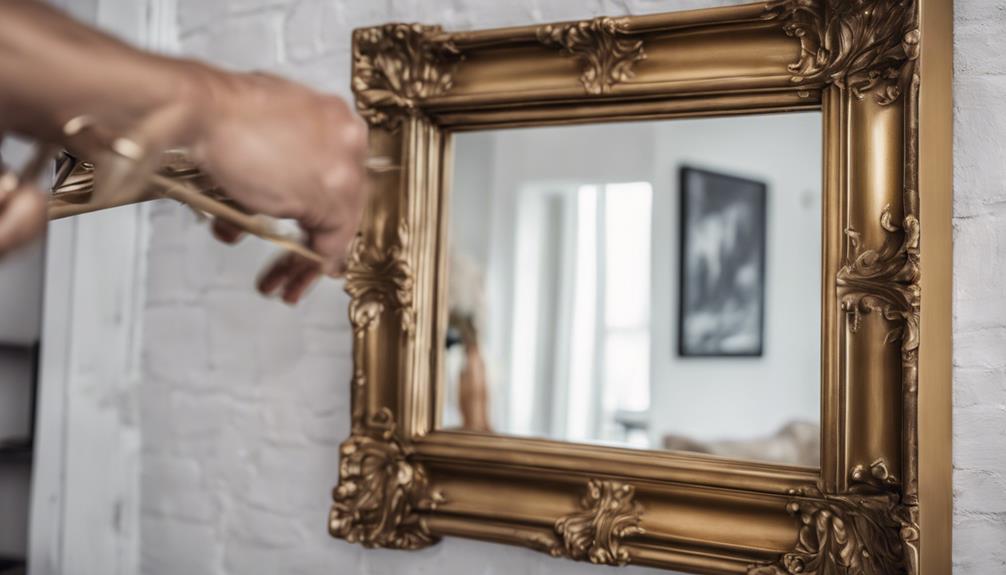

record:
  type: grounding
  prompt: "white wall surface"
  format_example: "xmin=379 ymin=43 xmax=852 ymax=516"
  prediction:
xmin=34 ymin=0 xmax=1004 ymax=574
xmin=951 ymin=0 xmax=1006 ymax=571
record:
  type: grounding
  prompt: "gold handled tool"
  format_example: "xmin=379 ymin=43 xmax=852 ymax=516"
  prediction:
xmin=38 ymin=116 xmax=396 ymax=276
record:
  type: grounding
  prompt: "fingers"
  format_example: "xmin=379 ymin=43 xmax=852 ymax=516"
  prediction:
xmin=256 ymin=251 xmax=322 ymax=305
xmin=0 ymin=185 xmax=46 ymax=257
xmin=211 ymin=218 xmax=246 ymax=244
xmin=311 ymin=226 xmax=355 ymax=277
xmin=177 ymin=81 xmax=368 ymax=303
xmin=281 ymin=262 xmax=322 ymax=304
xmin=336 ymin=106 xmax=368 ymax=164
xmin=257 ymin=252 xmax=298 ymax=295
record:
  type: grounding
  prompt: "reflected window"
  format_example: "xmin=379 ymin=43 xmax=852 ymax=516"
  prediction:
xmin=600 ymin=183 xmax=652 ymax=446
xmin=447 ymin=180 xmax=654 ymax=445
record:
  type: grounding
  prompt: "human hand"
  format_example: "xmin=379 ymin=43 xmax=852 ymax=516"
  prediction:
xmin=0 ymin=0 xmax=369 ymax=299
xmin=0 ymin=141 xmax=54 ymax=258
xmin=53 ymin=68 xmax=368 ymax=304
xmin=183 ymin=70 xmax=368 ymax=303
xmin=210 ymin=218 xmax=341 ymax=305
xmin=0 ymin=173 xmax=46 ymax=257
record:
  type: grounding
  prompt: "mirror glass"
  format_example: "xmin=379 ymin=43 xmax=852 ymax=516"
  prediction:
xmin=441 ymin=112 xmax=822 ymax=467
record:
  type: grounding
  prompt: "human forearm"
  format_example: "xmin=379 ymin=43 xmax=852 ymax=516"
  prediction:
xmin=0 ymin=0 xmax=368 ymax=301
xmin=0 ymin=0 xmax=208 ymax=147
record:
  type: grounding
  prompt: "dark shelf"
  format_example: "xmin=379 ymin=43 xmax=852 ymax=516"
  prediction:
xmin=0 ymin=342 xmax=35 ymax=354
xmin=0 ymin=556 xmax=25 ymax=575
xmin=0 ymin=439 xmax=32 ymax=464
xmin=0 ymin=340 xmax=39 ymax=468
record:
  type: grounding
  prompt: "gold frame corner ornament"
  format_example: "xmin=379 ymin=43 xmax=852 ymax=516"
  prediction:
xmin=748 ymin=490 xmax=919 ymax=575
xmin=764 ymin=0 xmax=920 ymax=105
xmin=335 ymin=0 xmax=951 ymax=573
xmin=351 ymin=23 xmax=462 ymax=129
xmin=329 ymin=409 xmax=445 ymax=550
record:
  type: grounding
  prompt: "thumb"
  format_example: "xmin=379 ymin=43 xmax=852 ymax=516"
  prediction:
xmin=0 ymin=185 xmax=46 ymax=256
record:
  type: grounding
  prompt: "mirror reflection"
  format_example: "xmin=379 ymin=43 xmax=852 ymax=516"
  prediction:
xmin=441 ymin=113 xmax=822 ymax=467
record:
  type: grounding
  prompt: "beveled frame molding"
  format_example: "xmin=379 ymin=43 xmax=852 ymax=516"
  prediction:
xmin=334 ymin=1 xmax=952 ymax=574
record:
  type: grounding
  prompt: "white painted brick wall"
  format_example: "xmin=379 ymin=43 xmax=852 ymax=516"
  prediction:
xmin=952 ymin=1 xmax=1006 ymax=572
xmin=135 ymin=1 xmax=1006 ymax=574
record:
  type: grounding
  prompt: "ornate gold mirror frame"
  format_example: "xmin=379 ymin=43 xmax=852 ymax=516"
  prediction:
xmin=334 ymin=1 xmax=952 ymax=573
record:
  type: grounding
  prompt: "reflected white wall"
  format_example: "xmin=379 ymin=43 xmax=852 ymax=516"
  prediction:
xmin=450 ymin=112 xmax=822 ymax=449
xmin=649 ymin=113 xmax=822 ymax=446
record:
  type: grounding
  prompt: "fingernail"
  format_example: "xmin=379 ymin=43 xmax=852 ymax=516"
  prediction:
xmin=63 ymin=115 xmax=94 ymax=137
xmin=111 ymin=137 xmax=145 ymax=161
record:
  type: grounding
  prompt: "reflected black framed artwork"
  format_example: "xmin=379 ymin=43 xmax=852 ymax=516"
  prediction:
xmin=678 ymin=166 xmax=767 ymax=357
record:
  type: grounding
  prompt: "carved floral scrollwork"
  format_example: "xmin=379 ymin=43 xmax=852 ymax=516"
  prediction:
xmin=329 ymin=409 xmax=445 ymax=549
xmin=764 ymin=0 xmax=919 ymax=104
xmin=837 ymin=206 xmax=920 ymax=504
xmin=343 ymin=223 xmax=414 ymax=433
xmin=837 ymin=205 xmax=920 ymax=361
xmin=344 ymin=221 xmax=415 ymax=338
xmin=748 ymin=491 xmax=918 ymax=575
xmin=849 ymin=458 xmax=900 ymax=494
xmin=550 ymin=479 xmax=644 ymax=566
xmin=538 ymin=17 xmax=646 ymax=95
xmin=352 ymin=24 xmax=461 ymax=129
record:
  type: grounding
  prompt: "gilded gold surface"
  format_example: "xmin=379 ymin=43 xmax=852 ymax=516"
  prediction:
xmin=344 ymin=222 xmax=415 ymax=338
xmin=915 ymin=0 xmax=953 ymax=571
xmin=537 ymin=17 xmax=646 ymax=95
xmin=328 ymin=409 xmax=445 ymax=549
xmin=747 ymin=490 xmax=914 ymax=575
xmin=352 ymin=24 xmax=461 ymax=129
xmin=764 ymin=0 xmax=919 ymax=104
xmin=335 ymin=1 xmax=951 ymax=573
xmin=550 ymin=480 xmax=644 ymax=566
xmin=848 ymin=458 xmax=899 ymax=493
